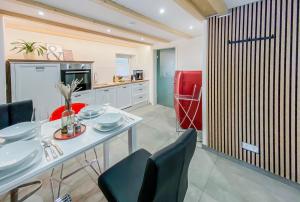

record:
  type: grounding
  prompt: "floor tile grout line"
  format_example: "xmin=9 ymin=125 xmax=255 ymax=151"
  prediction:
xmin=197 ymin=151 xmax=220 ymax=202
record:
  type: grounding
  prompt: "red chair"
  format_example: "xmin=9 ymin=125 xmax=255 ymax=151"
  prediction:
xmin=49 ymin=103 xmax=87 ymax=121
xmin=174 ymin=71 xmax=202 ymax=131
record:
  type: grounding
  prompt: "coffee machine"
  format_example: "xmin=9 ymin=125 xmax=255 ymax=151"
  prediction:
xmin=133 ymin=70 xmax=144 ymax=80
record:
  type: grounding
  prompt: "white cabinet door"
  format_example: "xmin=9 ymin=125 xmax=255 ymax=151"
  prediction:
xmin=95 ymin=87 xmax=117 ymax=107
xmin=13 ymin=63 xmax=61 ymax=120
xmin=116 ymin=84 xmax=132 ymax=109
xmin=72 ymin=90 xmax=95 ymax=105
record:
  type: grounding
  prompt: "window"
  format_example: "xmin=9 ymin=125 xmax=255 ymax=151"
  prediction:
xmin=115 ymin=55 xmax=131 ymax=76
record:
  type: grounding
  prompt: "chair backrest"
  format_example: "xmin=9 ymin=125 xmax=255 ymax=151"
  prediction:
xmin=49 ymin=103 xmax=87 ymax=121
xmin=0 ymin=100 xmax=33 ymax=130
xmin=0 ymin=104 xmax=9 ymax=130
xmin=138 ymin=128 xmax=197 ymax=202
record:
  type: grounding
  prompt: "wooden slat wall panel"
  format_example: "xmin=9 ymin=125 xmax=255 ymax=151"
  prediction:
xmin=207 ymin=0 xmax=300 ymax=183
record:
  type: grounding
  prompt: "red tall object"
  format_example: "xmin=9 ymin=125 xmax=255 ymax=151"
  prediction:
xmin=174 ymin=71 xmax=202 ymax=130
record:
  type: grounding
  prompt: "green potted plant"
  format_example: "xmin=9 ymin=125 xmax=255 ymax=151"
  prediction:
xmin=10 ymin=40 xmax=47 ymax=60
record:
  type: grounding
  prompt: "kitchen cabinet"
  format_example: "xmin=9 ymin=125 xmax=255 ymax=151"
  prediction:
xmin=95 ymin=87 xmax=117 ymax=107
xmin=72 ymin=90 xmax=95 ymax=105
xmin=131 ymin=82 xmax=149 ymax=105
xmin=12 ymin=63 xmax=61 ymax=120
xmin=116 ymin=84 xmax=132 ymax=109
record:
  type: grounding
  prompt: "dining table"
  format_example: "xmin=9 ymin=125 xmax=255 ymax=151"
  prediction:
xmin=0 ymin=106 xmax=142 ymax=201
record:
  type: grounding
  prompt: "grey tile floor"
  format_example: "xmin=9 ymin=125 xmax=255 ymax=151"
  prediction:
xmin=1 ymin=104 xmax=300 ymax=202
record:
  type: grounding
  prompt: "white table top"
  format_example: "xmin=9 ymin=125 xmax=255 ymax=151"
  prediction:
xmin=0 ymin=106 xmax=142 ymax=195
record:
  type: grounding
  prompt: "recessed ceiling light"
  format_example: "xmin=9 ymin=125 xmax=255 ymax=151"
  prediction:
xmin=141 ymin=37 xmax=144 ymax=41
xmin=38 ymin=11 xmax=44 ymax=16
xmin=129 ymin=21 xmax=136 ymax=26
xmin=107 ymin=29 xmax=111 ymax=33
xmin=159 ymin=8 xmax=165 ymax=14
xmin=189 ymin=25 xmax=194 ymax=30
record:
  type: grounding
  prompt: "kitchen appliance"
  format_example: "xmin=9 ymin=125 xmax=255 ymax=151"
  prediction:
xmin=60 ymin=63 xmax=92 ymax=91
xmin=133 ymin=70 xmax=144 ymax=80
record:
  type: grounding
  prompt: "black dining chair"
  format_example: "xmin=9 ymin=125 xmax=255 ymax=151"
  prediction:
xmin=98 ymin=128 xmax=197 ymax=202
xmin=0 ymin=100 xmax=34 ymax=129
xmin=0 ymin=100 xmax=41 ymax=202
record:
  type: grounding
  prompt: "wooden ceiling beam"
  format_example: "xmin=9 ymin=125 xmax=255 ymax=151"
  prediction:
xmin=174 ymin=0 xmax=205 ymax=21
xmin=206 ymin=0 xmax=228 ymax=15
xmin=92 ymin=0 xmax=192 ymax=38
xmin=0 ymin=9 xmax=153 ymax=45
xmin=175 ymin=0 xmax=228 ymax=19
xmin=15 ymin=0 xmax=170 ymax=43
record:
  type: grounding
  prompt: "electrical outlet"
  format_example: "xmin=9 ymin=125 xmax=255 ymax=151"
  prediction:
xmin=242 ymin=142 xmax=259 ymax=153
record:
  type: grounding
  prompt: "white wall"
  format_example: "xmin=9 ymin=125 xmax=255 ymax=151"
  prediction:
xmin=136 ymin=46 xmax=154 ymax=104
xmin=153 ymin=20 xmax=207 ymax=71
xmin=153 ymin=20 xmax=208 ymax=144
xmin=0 ymin=16 xmax=6 ymax=104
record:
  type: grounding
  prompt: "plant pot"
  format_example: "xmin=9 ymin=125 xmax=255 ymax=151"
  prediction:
xmin=23 ymin=52 xmax=36 ymax=60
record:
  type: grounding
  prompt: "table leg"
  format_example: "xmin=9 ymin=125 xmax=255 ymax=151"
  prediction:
xmin=103 ymin=142 xmax=110 ymax=171
xmin=10 ymin=189 xmax=18 ymax=202
xmin=128 ymin=126 xmax=137 ymax=154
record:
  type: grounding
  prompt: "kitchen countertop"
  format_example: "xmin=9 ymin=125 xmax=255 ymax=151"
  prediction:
xmin=7 ymin=59 xmax=94 ymax=63
xmin=93 ymin=80 xmax=148 ymax=89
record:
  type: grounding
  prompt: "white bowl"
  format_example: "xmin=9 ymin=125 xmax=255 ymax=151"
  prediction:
xmin=0 ymin=140 xmax=40 ymax=171
xmin=96 ymin=113 xmax=123 ymax=127
xmin=0 ymin=122 xmax=39 ymax=141
xmin=94 ymin=119 xmax=124 ymax=132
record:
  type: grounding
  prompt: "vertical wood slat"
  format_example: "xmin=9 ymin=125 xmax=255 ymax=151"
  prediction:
xmin=207 ymin=0 xmax=300 ymax=184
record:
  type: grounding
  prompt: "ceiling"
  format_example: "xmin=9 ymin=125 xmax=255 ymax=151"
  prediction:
xmin=0 ymin=0 xmax=261 ymax=45
xmin=224 ymin=0 xmax=261 ymax=9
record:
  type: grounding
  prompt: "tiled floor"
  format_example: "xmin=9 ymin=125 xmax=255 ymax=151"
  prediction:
xmin=1 ymin=104 xmax=300 ymax=202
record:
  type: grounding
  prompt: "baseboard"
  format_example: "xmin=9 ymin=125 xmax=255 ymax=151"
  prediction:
xmin=123 ymin=101 xmax=151 ymax=112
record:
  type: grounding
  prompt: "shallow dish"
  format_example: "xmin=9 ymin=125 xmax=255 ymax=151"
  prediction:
xmin=0 ymin=146 xmax=42 ymax=181
xmin=78 ymin=112 xmax=101 ymax=119
xmin=96 ymin=113 xmax=123 ymax=127
xmin=80 ymin=105 xmax=104 ymax=116
xmin=0 ymin=122 xmax=39 ymax=141
xmin=0 ymin=140 xmax=40 ymax=171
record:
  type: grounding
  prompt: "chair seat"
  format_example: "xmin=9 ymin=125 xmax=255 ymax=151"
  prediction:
xmin=98 ymin=149 xmax=151 ymax=202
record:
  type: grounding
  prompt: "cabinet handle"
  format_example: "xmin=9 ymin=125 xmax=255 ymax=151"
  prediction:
xmin=65 ymin=71 xmax=89 ymax=74
xmin=104 ymin=89 xmax=109 ymax=92
xmin=139 ymin=96 xmax=143 ymax=99
xmin=139 ymin=89 xmax=143 ymax=91
xmin=123 ymin=86 xmax=127 ymax=89
xmin=74 ymin=94 xmax=81 ymax=97
xmin=36 ymin=66 xmax=45 ymax=71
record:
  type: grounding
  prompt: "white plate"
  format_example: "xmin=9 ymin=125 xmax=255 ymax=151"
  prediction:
xmin=93 ymin=120 xmax=124 ymax=132
xmin=96 ymin=113 xmax=123 ymax=127
xmin=0 ymin=146 xmax=42 ymax=181
xmin=78 ymin=112 xmax=101 ymax=119
xmin=0 ymin=140 xmax=40 ymax=171
xmin=0 ymin=122 xmax=39 ymax=141
xmin=80 ymin=105 xmax=104 ymax=116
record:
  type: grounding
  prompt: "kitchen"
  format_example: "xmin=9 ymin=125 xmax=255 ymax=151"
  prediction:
xmin=1 ymin=0 xmax=300 ymax=202
xmin=4 ymin=17 xmax=152 ymax=120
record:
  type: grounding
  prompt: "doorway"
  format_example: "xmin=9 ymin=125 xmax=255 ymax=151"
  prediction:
xmin=156 ymin=48 xmax=176 ymax=108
